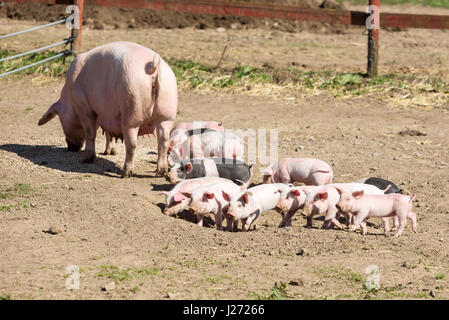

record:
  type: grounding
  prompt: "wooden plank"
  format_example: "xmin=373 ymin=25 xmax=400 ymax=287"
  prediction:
xmin=367 ymin=0 xmax=379 ymax=77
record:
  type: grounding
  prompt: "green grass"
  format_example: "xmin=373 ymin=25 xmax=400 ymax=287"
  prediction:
xmin=435 ymin=273 xmax=445 ymax=280
xmin=315 ymin=266 xmax=364 ymax=286
xmin=0 ymin=49 xmax=73 ymax=78
xmin=0 ymin=183 xmax=35 ymax=212
xmin=2 ymin=50 xmax=447 ymax=107
xmin=253 ymin=282 xmax=291 ymax=300
xmin=338 ymin=0 xmax=449 ymax=8
xmin=97 ymin=265 xmax=158 ymax=283
xmin=0 ymin=293 xmax=11 ymax=300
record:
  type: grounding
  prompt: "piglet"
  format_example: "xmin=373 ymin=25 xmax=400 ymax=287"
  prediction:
xmin=302 ymin=183 xmax=388 ymax=229
xmin=171 ymin=121 xmax=224 ymax=133
xmin=189 ymin=180 xmax=243 ymax=230
xmin=335 ymin=188 xmax=417 ymax=237
xmin=355 ymin=177 xmax=403 ymax=194
xmin=262 ymin=158 xmax=333 ymax=186
xmin=276 ymin=185 xmax=317 ymax=227
xmin=162 ymin=177 xmax=231 ymax=216
xmin=166 ymin=158 xmax=253 ymax=188
xmin=224 ymin=183 xmax=290 ymax=231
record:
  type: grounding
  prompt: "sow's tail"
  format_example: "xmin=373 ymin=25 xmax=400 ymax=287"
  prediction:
xmin=147 ymin=53 xmax=161 ymax=106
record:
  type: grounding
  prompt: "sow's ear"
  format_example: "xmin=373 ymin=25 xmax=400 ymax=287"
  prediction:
xmin=38 ymin=102 xmax=58 ymax=126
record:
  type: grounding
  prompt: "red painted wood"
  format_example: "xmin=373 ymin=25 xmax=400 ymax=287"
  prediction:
xmin=76 ymin=0 xmax=83 ymax=51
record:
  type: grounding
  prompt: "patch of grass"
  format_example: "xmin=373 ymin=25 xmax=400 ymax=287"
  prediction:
xmin=179 ymin=259 xmax=200 ymax=268
xmin=201 ymin=274 xmax=232 ymax=284
xmin=253 ymin=282 xmax=291 ymax=300
xmin=435 ymin=273 xmax=445 ymax=280
xmin=25 ymin=106 xmax=33 ymax=111
xmin=315 ymin=266 xmax=364 ymax=285
xmin=338 ymin=0 xmax=449 ymax=9
xmin=97 ymin=265 xmax=159 ymax=283
xmin=167 ymin=57 xmax=448 ymax=108
xmin=0 ymin=183 xmax=35 ymax=212
xmin=0 ymin=49 xmax=74 ymax=78
xmin=0 ymin=293 xmax=11 ymax=300
xmin=0 ymin=204 xmax=13 ymax=211
xmin=4 ymin=50 xmax=447 ymax=108
xmin=362 ymin=283 xmax=430 ymax=299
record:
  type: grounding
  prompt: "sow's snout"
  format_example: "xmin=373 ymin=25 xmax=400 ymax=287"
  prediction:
xmin=66 ymin=139 xmax=82 ymax=152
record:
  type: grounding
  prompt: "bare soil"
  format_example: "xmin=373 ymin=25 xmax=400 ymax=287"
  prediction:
xmin=0 ymin=0 xmax=345 ymax=33
xmin=1 ymin=5 xmax=449 ymax=300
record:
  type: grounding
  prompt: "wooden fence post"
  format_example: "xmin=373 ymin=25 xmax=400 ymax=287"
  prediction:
xmin=75 ymin=0 xmax=84 ymax=52
xmin=367 ymin=0 xmax=380 ymax=77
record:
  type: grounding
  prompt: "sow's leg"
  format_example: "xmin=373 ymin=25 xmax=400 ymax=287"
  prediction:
xmin=122 ymin=126 xmax=139 ymax=178
xmin=104 ymin=132 xmax=117 ymax=156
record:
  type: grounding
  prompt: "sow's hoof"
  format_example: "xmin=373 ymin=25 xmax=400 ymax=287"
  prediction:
xmin=121 ymin=170 xmax=134 ymax=178
xmin=82 ymin=155 xmax=96 ymax=164
xmin=155 ymin=167 xmax=168 ymax=177
xmin=103 ymin=148 xmax=117 ymax=156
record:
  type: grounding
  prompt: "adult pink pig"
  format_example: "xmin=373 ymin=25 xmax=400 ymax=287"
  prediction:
xmin=38 ymin=41 xmax=177 ymax=177
xmin=262 ymin=158 xmax=333 ymax=186
xmin=335 ymin=188 xmax=417 ymax=237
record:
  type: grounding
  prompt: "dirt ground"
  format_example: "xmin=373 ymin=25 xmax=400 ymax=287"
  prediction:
xmin=1 ymin=4 xmax=449 ymax=300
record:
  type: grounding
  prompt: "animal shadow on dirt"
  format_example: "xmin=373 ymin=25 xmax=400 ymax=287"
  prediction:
xmin=155 ymin=201 xmax=216 ymax=228
xmin=0 ymin=144 xmax=126 ymax=178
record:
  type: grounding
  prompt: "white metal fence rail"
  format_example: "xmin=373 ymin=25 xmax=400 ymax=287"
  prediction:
xmin=0 ymin=16 xmax=73 ymax=78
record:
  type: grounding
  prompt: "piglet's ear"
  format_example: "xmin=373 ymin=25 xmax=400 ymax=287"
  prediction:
xmin=352 ymin=190 xmax=364 ymax=199
xmin=242 ymin=193 xmax=249 ymax=204
xmin=205 ymin=192 xmax=215 ymax=199
xmin=184 ymin=163 xmax=193 ymax=173
xmin=335 ymin=187 xmax=343 ymax=195
xmin=222 ymin=191 xmax=231 ymax=202
xmin=173 ymin=193 xmax=185 ymax=202
xmin=291 ymin=189 xmax=300 ymax=196
xmin=319 ymin=192 xmax=328 ymax=200
xmin=181 ymin=192 xmax=192 ymax=198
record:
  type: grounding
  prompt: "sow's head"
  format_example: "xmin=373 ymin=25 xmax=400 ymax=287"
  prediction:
xmin=38 ymin=100 xmax=85 ymax=152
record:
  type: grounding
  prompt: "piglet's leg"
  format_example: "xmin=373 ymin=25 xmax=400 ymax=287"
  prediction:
xmin=408 ymin=211 xmax=418 ymax=233
xmin=225 ymin=217 xmax=234 ymax=232
xmin=360 ymin=220 xmax=367 ymax=236
xmin=382 ymin=218 xmax=391 ymax=234
xmin=122 ymin=126 xmax=139 ymax=178
xmin=215 ymin=211 xmax=223 ymax=230
xmin=156 ymin=120 xmax=174 ymax=176
xmin=393 ymin=215 xmax=407 ymax=237
xmin=197 ymin=214 xmax=205 ymax=227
